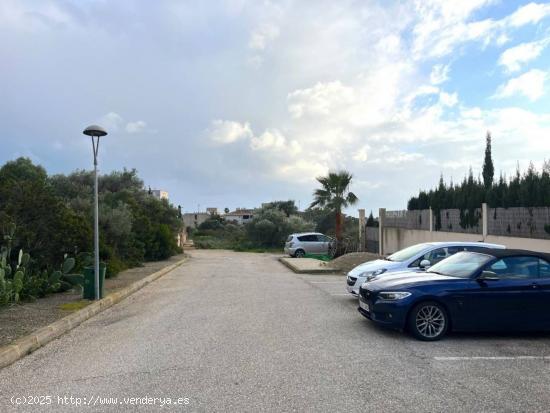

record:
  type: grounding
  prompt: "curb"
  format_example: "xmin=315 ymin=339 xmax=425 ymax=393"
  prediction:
xmin=0 ymin=256 xmax=188 ymax=370
xmin=278 ymin=257 xmax=341 ymax=274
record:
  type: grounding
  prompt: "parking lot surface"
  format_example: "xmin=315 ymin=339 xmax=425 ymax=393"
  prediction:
xmin=1 ymin=249 xmax=550 ymax=412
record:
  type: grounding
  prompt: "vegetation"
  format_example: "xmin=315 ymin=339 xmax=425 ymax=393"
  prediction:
xmin=0 ymin=157 xmax=183 ymax=307
xmin=192 ymin=203 xmax=314 ymax=251
xmin=407 ymin=134 xmax=550 ymax=229
xmin=309 ymin=171 xmax=358 ymax=241
xmin=49 ymin=167 xmax=182 ymax=274
xmin=366 ymin=211 xmax=378 ymax=227
xmin=482 ymin=132 xmax=494 ymax=189
xmin=192 ymin=200 xmax=360 ymax=253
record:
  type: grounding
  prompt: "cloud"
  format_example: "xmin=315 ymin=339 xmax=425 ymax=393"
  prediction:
xmin=505 ymin=2 xmax=550 ymax=27
xmin=430 ymin=64 xmax=450 ymax=85
xmin=248 ymin=23 xmax=279 ymax=50
xmin=498 ymin=39 xmax=549 ymax=73
xmin=277 ymin=159 xmax=328 ymax=183
xmin=207 ymin=120 xmax=253 ymax=144
xmin=368 ymin=151 xmax=424 ymax=165
xmin=287 ymin=81 xmax=355 ymax=119
xmin=4 ymin=0 xmax=550 ymax=213
xmin=412 ymin=1 xmax=550 ymax=59
xmin=352 ymin=145 xmax=370 ymax=162
xmin=493 ymin=69 xmax=547 ymax=101
xmin=439 ymin=91 xmax=458 ymax=107
xmin=250 ymin=129 xmax=286 ymax=150
xmin=97 ymin=112 xmax=124 ymax=132
xmin=125 ymin=120 xmax=147 ymax=134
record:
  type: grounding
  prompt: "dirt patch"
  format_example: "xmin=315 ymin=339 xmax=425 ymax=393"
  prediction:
xmin=0 ymin=254 xmax=186 ymax=347
xmin=325 ymin=252 xmax=380 ymax=273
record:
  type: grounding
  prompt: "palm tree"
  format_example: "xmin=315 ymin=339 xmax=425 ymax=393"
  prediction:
xmin=310 ymin=170 xmax=358 ymax=242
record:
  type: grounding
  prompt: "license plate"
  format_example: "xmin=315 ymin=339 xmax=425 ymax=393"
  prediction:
xmin=359 ymin=300 xmax=370 ymax=312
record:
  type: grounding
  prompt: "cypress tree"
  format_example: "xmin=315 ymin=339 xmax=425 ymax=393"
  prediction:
xmin=482 ymin=131 xmax=495 ymax=189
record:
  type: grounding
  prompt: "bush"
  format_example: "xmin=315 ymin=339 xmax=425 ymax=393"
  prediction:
xmin=0 ymin=159 xmax=182 ymax=281
xmin=246 ymin=207 xmax=314 ymax=248
xmin=192 ymin=203 xmax=315 ymax=251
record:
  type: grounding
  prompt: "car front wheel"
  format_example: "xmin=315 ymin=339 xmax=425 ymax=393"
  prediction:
xmin=408 ymin=301 xmax=448 ymax=341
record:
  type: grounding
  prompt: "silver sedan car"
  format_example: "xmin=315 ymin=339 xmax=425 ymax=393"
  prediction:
xmin=346 ymin=241 xmax=505 ymax=295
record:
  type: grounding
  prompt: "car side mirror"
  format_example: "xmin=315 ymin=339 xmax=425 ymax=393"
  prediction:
xmin=478 ymin=270 xmax=499 ymax=281
xmin=419 ymin=259 xmax=431 ymax=269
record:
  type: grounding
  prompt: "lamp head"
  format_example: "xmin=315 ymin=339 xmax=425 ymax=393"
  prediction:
xmin=83 ymin=125 xmax=108 ymax=137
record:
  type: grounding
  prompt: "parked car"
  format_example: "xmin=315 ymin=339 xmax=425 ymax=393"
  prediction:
xmin=346 ymin=242 xmax=505 ymax=295
xmin=284 ymin=232 xmax=334 ymax=258
xmin=358 ymin=248 xmax=550 ymax=341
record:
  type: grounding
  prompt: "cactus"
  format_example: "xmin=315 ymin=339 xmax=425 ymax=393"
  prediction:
xmin=49 ymin=270 xmax=62 ymax=284
xmin=62 ymin=257 xmax=76 ymax=274
xmin=0 ymin=230 xmax=89 ymax=307
xmin=20 ymin=252 xmax=30 ymax=268
xmin=59 ymin=257 xmax=84 ymax=292
xmin=12 ymin=270 xmax=24 ymax=302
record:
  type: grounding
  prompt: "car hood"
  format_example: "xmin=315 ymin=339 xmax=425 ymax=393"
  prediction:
xmin=348 ymin=259 xmax=403 ymax=277
xmin=364 ymin=271 xmax=460 ymax=290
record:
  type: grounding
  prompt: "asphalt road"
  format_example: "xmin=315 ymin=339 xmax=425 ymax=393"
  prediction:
xmin=1 ymin=249 xmax=550 ymax=412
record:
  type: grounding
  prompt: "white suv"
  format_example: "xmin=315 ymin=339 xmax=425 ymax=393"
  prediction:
xmin=284 ymin=232 xmax=334 ymax=258
xmin=346 ymin=242 xmax=505 ymax=295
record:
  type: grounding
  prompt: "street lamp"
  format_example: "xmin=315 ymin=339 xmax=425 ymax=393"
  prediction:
xmin=83 ymin=125 xmax=107 ymax=300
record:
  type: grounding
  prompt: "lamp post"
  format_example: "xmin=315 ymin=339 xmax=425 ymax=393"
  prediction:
xmin=83 ymin=125 xmax=107 ymax=300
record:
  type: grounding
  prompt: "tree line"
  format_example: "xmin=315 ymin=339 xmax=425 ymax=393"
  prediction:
xmin=0 ymin=158 xmax=183 ymax=278
xmin=407 ymin=133 xmax=550 ymax=229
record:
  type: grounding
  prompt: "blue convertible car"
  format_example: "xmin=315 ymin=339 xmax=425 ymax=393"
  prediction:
xmin=358 ymin=249 xmax=550 ymax=340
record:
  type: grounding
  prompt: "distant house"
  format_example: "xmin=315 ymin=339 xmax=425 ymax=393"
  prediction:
xmin=151 ymin=189 xmax=169 ymax=200
xmin=224 ymin=208 xmax=255 ymax=225
xmin=182 ymin=207 xmax=218 ymax=228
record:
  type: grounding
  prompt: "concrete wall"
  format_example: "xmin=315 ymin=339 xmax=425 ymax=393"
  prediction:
xmin=382 ymin=227 xmax=550 ymax=255
xmin=182 ymin=212 xmax=210 ymax=229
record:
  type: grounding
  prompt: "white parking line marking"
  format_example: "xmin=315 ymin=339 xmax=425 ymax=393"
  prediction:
xmin=330 ymin=293 xmax=354 ymax=296
xmin=435 ymin=356 xmax=550 ymax=361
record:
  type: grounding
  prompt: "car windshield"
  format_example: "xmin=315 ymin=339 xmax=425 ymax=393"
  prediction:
xmin=427 ymin=252 xmax=493 ymax=278
xmin=386 ymin=243 xmax=432 ymax=262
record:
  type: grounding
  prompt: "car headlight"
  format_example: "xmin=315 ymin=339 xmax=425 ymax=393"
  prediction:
xmin=379 ymin=291 xmax=412 ymax=300
xmin=364 ymin=268 xmax=387 ymax=281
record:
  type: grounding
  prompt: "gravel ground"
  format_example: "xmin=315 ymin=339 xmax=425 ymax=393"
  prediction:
xmin=326 ymin=251 xmax=380 ymax=273
xmin=0 ymin=254 xmax=185 ymax=347
xmin=0 ymin=249 xmax=550 ymax=412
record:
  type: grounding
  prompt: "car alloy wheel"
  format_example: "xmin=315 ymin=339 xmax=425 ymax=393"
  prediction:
xmin=409 ymin=301 xmax=448 ymax=341
xmin=294 ymin=249 xmax=305 ymax=258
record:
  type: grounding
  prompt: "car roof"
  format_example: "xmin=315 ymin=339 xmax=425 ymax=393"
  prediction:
xmin=469 ymin=248 xmax=550 ymax=261
xmin=428 ymin=241 xmax=505 ymax=248
xmin=291 ymin=232 xmax=323 ymax=236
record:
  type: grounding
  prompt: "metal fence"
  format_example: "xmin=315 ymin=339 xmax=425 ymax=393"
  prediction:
xmin=384 ymin=210 xmax=430 ymax=230
xmin=380 ymin=206 xmax=550 ymax=240
xmin=437 ymin=208 xmax=482 ymax=234
xmin=488 ymin=207 xmax=550 ymax=239
xmin=365 ymin=226 xmax=379 ymax=254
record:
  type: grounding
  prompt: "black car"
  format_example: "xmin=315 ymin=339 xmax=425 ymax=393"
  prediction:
xmin=358 ymin=249 xmax=550 ymax=340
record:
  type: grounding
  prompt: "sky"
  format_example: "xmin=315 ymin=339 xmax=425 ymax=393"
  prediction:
xmin=1 ymin=0 xmax=550 ymax=216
